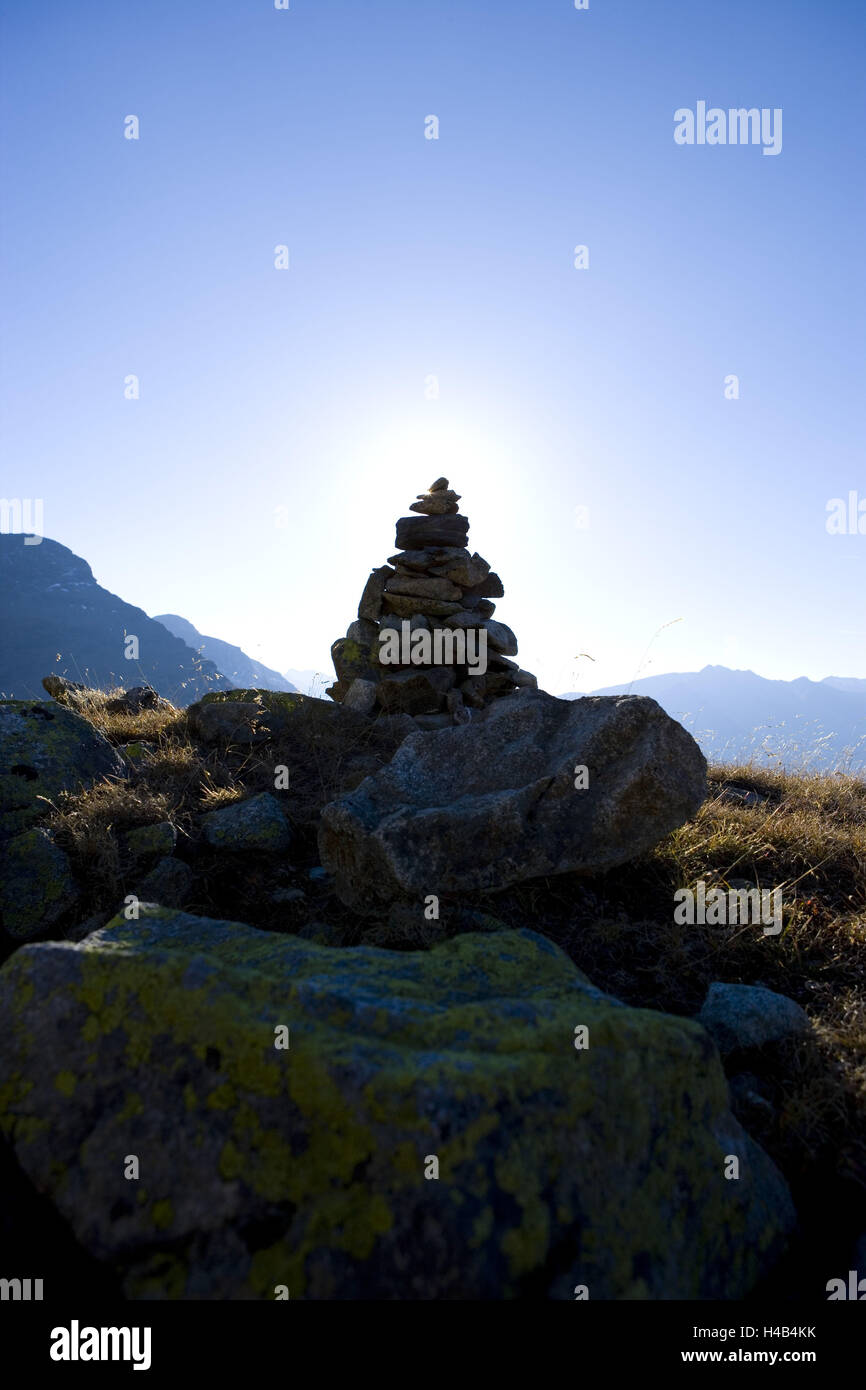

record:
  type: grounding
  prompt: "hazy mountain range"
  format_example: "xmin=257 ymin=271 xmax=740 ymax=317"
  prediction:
xmin=562 ymin=666 xmax=866 ymax=773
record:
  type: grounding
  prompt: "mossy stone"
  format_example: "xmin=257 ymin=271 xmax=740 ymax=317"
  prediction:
xmin=0 ymin=827 xmax=80 ymax=940
xmin=0 ymin=907 xmax=795 ymax=1299
xmin=201 ymin=793 xmax=291 ymax=852
xmin=126 ymin=822 xmax=177 ymax=861
xmin=0 ymin=700 xmax=126 ymax=838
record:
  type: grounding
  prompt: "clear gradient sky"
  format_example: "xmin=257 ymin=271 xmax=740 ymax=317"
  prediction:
xmin=2 ymin=0 xmax=864 ymax=696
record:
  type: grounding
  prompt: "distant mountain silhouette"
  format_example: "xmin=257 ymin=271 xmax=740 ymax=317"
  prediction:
xmin=0 ymin=535 xmax=231 ymax=706
xmin=154 ymin=615 xmax=296 ymax=693
xmin=821 ymin=676 xmax=866 ymax=696
xmin=560 ymin=665 xmax=866 ymax=773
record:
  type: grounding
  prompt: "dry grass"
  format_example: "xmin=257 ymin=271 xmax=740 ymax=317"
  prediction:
xmin=496 ymin=760 xmax=866 ymax=1255
xmin=52 ymin=685 xmax=186 ymax=745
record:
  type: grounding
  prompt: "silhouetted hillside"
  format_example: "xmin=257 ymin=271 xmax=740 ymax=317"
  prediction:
xmin=0 ymin=535 xmax=230 ymax=706
xmin=154 ymin=614 xmax=296 ymax=693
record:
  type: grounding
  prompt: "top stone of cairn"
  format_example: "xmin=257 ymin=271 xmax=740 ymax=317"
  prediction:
xmin=409 ymin=478 xmax=461 ymax=516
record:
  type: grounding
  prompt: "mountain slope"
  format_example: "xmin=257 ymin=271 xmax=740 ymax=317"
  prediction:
xmin=0 ymin=535 xmax=230 ymax=706
xmin=561 ymin=665 xmax=866 ymax=773
xmin=154 ymin=614 xmax=296 ymax=693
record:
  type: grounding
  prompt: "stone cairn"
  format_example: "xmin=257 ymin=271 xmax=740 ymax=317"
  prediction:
xmin=326 ymin=479 xmax=537 ymax=728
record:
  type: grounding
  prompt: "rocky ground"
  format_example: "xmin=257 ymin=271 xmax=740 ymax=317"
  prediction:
xmin=0 ymin=680 xmax=864 ymax=1300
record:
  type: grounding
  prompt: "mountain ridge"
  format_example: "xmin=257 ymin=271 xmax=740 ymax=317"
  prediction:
xmin=560 ymin=664 xmax=866 ymax=773
xmin=154 ymin=614 xmax=296 ymax=693
xmin=0 ymin=535 xmax=230 ymax=706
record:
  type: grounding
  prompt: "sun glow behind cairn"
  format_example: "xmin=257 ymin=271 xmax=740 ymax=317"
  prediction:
xmin=352 ymin=421 xmax=507 ymax=513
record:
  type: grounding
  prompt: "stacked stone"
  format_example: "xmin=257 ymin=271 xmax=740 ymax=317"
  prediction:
xmin=326 ymin=478 xmax=538 ymax=727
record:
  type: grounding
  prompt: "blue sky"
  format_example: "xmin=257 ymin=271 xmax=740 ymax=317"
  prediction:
xmin=2 ymin=0 xmax=864 ymax=695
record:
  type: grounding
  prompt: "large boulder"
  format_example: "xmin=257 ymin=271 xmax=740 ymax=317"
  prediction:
xmin=319 ymin=690 xmax=707 ymax=906
xmin=0 ymin=907 xmax=794 ymax=1299
xmin=187 ymin=690 xmax=359 ymax=745
xmin=0 ymin=700 xmax=126 ymax=839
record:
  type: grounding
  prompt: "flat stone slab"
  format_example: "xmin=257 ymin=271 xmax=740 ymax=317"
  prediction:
xmin=395 ymin=515 xmax=469 ymax=551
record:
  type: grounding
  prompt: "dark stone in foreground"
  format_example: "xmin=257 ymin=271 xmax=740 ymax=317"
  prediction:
xmin=0 ymin=908 xmax=794 ymax=1299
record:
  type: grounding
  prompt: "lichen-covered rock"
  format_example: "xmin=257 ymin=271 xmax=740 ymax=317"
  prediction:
xmin=696 ymin=983 xmax=812 ymax=1057
xmin=188 ymin=689 xmax=355 ymax=744
xmin=126 ymin=822 xmax=177 ymax=861
xmin=0 ymin=700 xmax=126 ymax=839
xmin=330 ymin=636 xmax=380 ymax=689
xmin=201 ymin=793 xmax=291 ymax=852
xmin=319 ymin=690 xmax=708 ymax=906
xmin=120 ymin=741 xmax=156 ymax=761
xmin=0 ymin=827 xmax=80 ymax=940
xmin=0 ymin=908 xmax=795 ymax=1299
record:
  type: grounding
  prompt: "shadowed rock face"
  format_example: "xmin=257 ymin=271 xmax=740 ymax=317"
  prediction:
xmin=318 ymin=689 xmax=708 ymax=906
xmin=0 ymin=700 xmax=127 ymax=839
xmin=0 ymin=908 xmax=794 ymax=1300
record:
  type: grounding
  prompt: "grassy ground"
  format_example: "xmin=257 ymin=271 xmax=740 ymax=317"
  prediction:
xmin=39 ymin=686 xmax=866 ymax=1296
